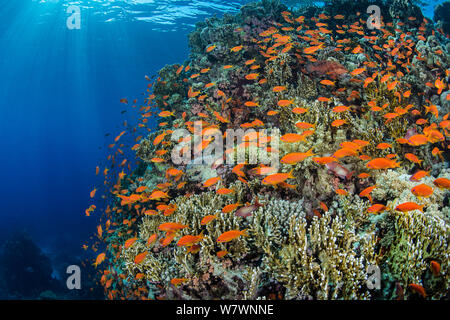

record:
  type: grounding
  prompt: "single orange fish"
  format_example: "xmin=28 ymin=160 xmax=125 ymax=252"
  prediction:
xmin=272 ymin=86 xmax=287 ymax=92
xmin=278 ymin=99 xmax=294 ymax=107
xmin=433 ymin=178 xmax=450 ymax=189
xmin=320 ymin=79 xmax=335 ymax=86
xmin=245 ymin=73 xmax=259 ymax=80
xmin=295 ymin=122 xmax=315 ymax=129
xmin=410 ymin=170 xmax=429 ymax=182
xmin=124 ymin=237 xmax=138 ymax=249
xmin=201 ymin=215 xmax=217 ymax=225
xmin=281 ymin=133 xmax=306 ymax=143
xmin=171 ymin=278 xmax=189 ymax=286
xmin=217 ymin=188 xmax=235 ymax=195
xmin=206 ymin=45 xmax=216 ymax=52
xmin=217 ymin=229 xmax=248 ymax=243
xmin=366 ymin=158 xmax=400 ymax=169
xmin=134 ymin=251 xmax=148 ymax=264
xmin=158 ymin=222 xmax=189 ymax=232
xmin=262 ymin=170 xmax=294 ymax=185
xmin=405 ymin=153 xmax=422 ymax=164
xmin=93 ymin=253 xmax=106 ymax=267
xmin=216 ymin=250 xmax=229 ymax=258
xmin=350 ymin=67 xmax=365 ymax=76
xmin=395 ymin=202 xmax=424 ymax=212
xmin=280 ymin=149 xmax=315 ymax=164
xmin=222 ymin=202 xmax=241 ymax=214
xmin=409 ymin=283 xmax=426 ymax=298
xmin=411 ymin=184 xmax=433 ymax=197
xmin=331 ymin=119 xmax=347 ymax=127
xmin=335 ymin=189 xmax=348 ymax=196
xmin=367 ymin=204 xmax=387 ymax=214
xmin=430 ymin=261 xmax=441 ymax=276
xmin=203 ymin=176 xmax=221 ymax=188
xmin=177 ymin=233 xmax=204 ymax=247
xmin=313 ymin=156 xmax=337 ymax=165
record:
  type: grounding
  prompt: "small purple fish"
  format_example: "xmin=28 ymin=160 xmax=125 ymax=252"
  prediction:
xmin=235 ymin=198 xmax=263 ymax=217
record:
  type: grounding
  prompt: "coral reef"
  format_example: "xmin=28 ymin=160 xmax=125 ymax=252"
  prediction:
xmin=89 ymin=0 xmax=450 ymax=300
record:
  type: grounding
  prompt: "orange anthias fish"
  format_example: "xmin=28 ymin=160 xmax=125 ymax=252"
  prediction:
xmin=433 ymin=177 xmax=450 ymax=189
xmin=359 ymin=185 xmax=376 ymax=202
xmin=409 ymin=283 xmax=426 ymax=298
xmin=404 ymin=153 xmax=422 ymax=164
xmin=280 ymin=149 xmax=315 ymax=164
xmin=158 ymin=222 xmax=189 ymax=232
xmin=350 ymin=67 xmax=365 ymax=76
xmin=216 ymin=188 xmax=235 ymax=195
xmin=230 ymin=45 xmax=244 ymax=52
xmin=410 ymin=170 xmax=429 ymax=182
xmin=411 ymin=184 xmax=433 ymax=197
xmin=134 ymin=251 xmax=148 ymax=264
xmin=206 ymin=45 xmax=216 ymax=52
xmin=124 ymin=237 xmax=138 ymax=249
xmin=281 ymin=133 xmax=306 ymax=143
xmin=203 ymin=176 xmax=221 ymax=188
xmin=171 ymin=278 xmax=189 ymax=286
xmin=320 ymin=79 xmax=335 ymax=86
xmin=217 ymin=229 xmax=248 ymax=243
xmin=273 ymin=86 xmax=287 ymax=92
xmin=313 ymin=156 xmax=337 ymax=165
xmin=278 ymin=99 xmax=294 ymax=107
xmin=430 ymin=261 xmax=441 ymax=276
xmin=149 ymin=190 xmax=169 ymax=200
xmin=222 ymin=202 xmax=241 ymax=214
xmin=367 ymin=204 xmax=387 ymax=214
xmin=201 ymin=215 xmax=217 ymax=225
xmin=366 ymin=158 xmax=401 ymax=169
xmin=245 ymin=73 xmax=259 ymax=80
xmin=395 ymin=202 xmax=424 ymax=212
xmin=216 ymin=250 xmax=229 ymax=258
xmin=303 ymin=44 xmax=323 ymax=55
xmin=177 ymin=233 xmax=204 ymax=247
xmin=262 ymin=170 xmax=294 ymax=185
xmin=93 ymin=253 xmax=106 ymax=267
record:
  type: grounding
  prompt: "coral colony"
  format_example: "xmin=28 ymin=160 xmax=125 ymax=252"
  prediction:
xmin=86 ymin=0 xmax=449 ymax=300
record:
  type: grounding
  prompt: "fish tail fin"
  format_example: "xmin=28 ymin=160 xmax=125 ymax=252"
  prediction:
xmin=241 ymin=229 xmax=249 ymax=237
xmin=288 ymin=168 xmax=295 ymax=179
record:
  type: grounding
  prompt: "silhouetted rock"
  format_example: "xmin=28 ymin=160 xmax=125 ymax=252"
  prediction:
xmin=434 ymin=1 xmax=450 ymax=34
xmin=0 ymin=232 xmax=57 ymax=297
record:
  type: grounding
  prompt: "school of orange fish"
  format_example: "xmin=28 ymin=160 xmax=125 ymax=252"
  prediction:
xmin=84 ymin=7 xmax=449 ymax=300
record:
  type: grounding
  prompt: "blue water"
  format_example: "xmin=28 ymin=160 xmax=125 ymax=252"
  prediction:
xmin=0 ymin=0 xmax=446 ymax=297
xmin=0 ymin=0 xmax=251 ymax=252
